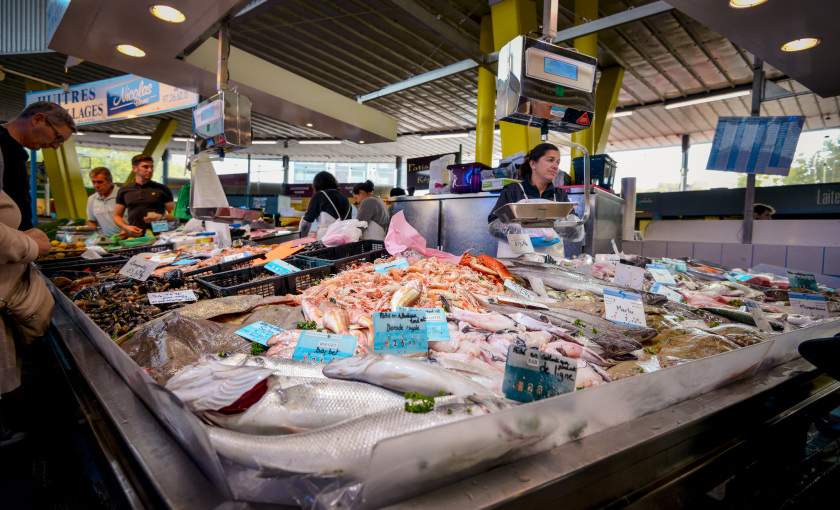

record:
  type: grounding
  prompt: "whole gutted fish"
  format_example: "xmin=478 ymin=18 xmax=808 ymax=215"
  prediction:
xmin=214 ymin=352 xmax=327 ymax=379
xmin=323 ymin=353 xmax=496 ymax=396
xmin=205 ymin=395 xmax=519 ymax=477
xmin=166 ymin=362 xmax=275 ymax=412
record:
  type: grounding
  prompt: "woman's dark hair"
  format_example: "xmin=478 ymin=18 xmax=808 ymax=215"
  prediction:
xmin=353 ymin=180 xmax=375 ymax=194
xmin=312 ymin=171 xmax=339 ymax=192
xmin=389 ymin=187 xmax=407 ymax=197
xmin=519 ymin=143 xmax=560 ymax=181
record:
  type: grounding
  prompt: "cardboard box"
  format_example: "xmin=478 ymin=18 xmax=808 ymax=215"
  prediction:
xmin=481 ymin=178 xmax=520 ymax=191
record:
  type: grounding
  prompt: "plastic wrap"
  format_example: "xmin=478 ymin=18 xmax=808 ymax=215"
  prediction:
xmin=487 ymin=218 xmax=524 ymax=239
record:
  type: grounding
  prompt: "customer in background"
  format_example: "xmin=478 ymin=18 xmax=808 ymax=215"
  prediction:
xmin=753 ymin=203 xmax=775 ymax=220
xmin=352 ymin=180 xmax=390 ymax=241
xmin=86 ymin=167 xmax=124 ymax=238
xmin=113 ymin=154 xmax=175 ymax=237
xmin=1 ymin=101 xmax=76 ymax=229
xmin=299 ymin=171 xmax=351 ymax=239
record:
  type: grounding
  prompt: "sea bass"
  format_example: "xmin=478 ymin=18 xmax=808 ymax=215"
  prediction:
xmin=214 ymin=352 xmax=327 ymax=379
xmin=323 ymin=353 xmax=496 ymax=396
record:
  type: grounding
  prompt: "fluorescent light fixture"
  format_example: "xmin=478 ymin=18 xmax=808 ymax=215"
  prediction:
xmin=109 ymin=134 xmax=152 ymax=140
xmin=74 ymin=132 xmax=84 ymax=136
xmin=781 ymin=38 xmax=821 ymax=52
xmin=420 ymin=132 xmax=470 ymax=140
xmin=150 ymin=5 xmax=186 ymax=23
xmin=299 ymin=140 xmax=342 ymax=145
xmin=306 ymin=123 xmax=313 ymax=127
xmin=612 ymin=111 xmax=633 ymax=118
xmin=173 ymin=137 xmax=194 ymax=142
xmin=252 ymin=140 xmax=278 ymax=145
xmin=116 ymin=44 xmax=145 ymax=57
xmin=729 ymin=0 xmax=768 ymax=8
xmin=665 ymin=90 xmax=751 ymax=109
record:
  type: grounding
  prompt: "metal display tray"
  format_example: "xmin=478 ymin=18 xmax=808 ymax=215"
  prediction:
xmin=493 ymin=202 xmax=576 ymax=223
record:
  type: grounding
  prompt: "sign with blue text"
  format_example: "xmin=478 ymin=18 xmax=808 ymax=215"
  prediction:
xmin=502 ymin=345 xmax=577 ymax=402
xmin=25 ymin=75 xmax=198 ymax=126
xmin=373 ymin=311 xmax=428 ymax=356
xmin=706 ymin=116 xmax=805 ymax=175
xmin=292 ymin=331 xmax=357 ymax=363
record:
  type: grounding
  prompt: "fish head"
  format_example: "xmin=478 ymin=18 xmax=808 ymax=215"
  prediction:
xmin=592 ymin=334 xmax=642 ymax=356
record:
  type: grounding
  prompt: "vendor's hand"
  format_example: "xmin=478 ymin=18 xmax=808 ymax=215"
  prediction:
xmin=24 ymin=228 xmax=51 ymax=256
xmin=124 ymin=225 xmax=143 ymax=237
xmin=143 ymin=212 xmax=164 ymax=223
xmin=115 ymin=231 xmax=128 ymax=240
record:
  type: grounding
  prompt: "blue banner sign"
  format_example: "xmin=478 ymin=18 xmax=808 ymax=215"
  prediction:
xmin=706 ymin=116 xmax=805 ymax=176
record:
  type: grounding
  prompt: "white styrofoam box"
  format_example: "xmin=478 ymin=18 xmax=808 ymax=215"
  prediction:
xmin=642 ymin=241 xmax=667 ymax=258
xmin=752 ymin=245 xmax=787 ymax=268
xmin=785 ymin=246 xmax=825 ymax=274
xmin=622 ymin=241 xmax=643 ymax=256
xmin=824 ymin=247 xmax=840 ymax=276
xmin=721 ymin=243 xmax=753 ymax=270
xmin=666 ymin=242 xmax=693 ymax=259
xmin=692 ymin=243 xmax=723 ymax=265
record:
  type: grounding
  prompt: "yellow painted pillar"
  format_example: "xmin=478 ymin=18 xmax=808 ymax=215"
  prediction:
xmin=124 ymin=118 xmax=178 ymax=184
xmin=593 ymin=66 xmax=624 ymax=155
xmin=571 ymin=0 xmax=598 ymax=173
xmin=475 ymin=15 xmax=495 ymax=166
xmin=42 ymin=139 xmax=88 ymax=219
xmin=491 ymin=0 xmax=542 ymax=158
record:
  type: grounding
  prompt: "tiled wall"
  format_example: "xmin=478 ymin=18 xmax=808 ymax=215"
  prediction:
xmin=622 ymin=241 xmax=840 ymax=277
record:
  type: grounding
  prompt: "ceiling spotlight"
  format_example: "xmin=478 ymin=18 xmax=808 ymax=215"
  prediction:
xmin=299 ymin=140 xmax=342 ymax=145
xmin=729 ymin=0 xmax=768 ymax=8
xmin=359 ymin=140 xmax=365 ymax=144
xmin=781 ymin=38 xmax=821 ymax=52
xmin=306 ymin=123 xmax=313 ymax=127
xmin=150 ymin=5 xmax=186 ymax=23
xmin=420 ymin=132 xmax=470 ymax=140
xmin=116 ymin=44 xmax=145 ymax=57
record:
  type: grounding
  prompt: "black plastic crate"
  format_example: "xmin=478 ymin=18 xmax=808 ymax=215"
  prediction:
xmin=572 ymin=154 xmax=617 ymax=190
xmin=39 ymin=258 xmax=128 ymax=278
xmin=195 ymin=256 xmax=330 ymax=298
xmin=36 ymin=255 xmax=126 ymax=269
xmin=176 ymin=251 xmax=268 ymax=280
xmin=297 ymin=240 xmax=388 ymax=273
xmin=110 ymin=242 xmax=174 ymax=257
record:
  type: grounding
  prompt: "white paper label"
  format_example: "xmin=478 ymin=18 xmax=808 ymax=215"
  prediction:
xmin=505 ymin=279 xmax=537 ymax=301
xmin=118 ymin=255 xmax=158 ymax=281
xmin=788 ymin=292 xmax=830 ymax=319
xmin=647 ymin=264 xmax=677 ymax=285
xmin=148 ymin=290 xmax=197 ymax=305
xmin=611 ymin=238 xmax=620 ymax=256
xmin=613 ymin=263 xmax=645 ymax=290
xmin=506 ymin=234 xmax=534 ymax=254
xmin=604 ymin=288 xmax=647 ymax=327
xmin=527 ymin=276 xmax=549 ymax=299
xmin=651 ymin=282 xmax=684 ymax=302
xmin=222 ymin=251 xmax=251 ymax=263
xmin=596 ymin=253 xmax=620 ymax=266
xmin=744 ymin=299 xmax=773 ymax=332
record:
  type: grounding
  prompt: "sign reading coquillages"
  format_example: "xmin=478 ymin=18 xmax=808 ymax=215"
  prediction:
xmin=25 ymin=75 xmax=198 ymax=126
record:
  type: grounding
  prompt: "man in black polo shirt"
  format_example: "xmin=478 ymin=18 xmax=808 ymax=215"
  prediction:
xmin=113 ymin=154 xmax=175 ymax=237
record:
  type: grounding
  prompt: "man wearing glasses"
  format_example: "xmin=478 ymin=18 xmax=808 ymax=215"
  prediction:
xmin=1 ymin=101 xmax=76 ymax=230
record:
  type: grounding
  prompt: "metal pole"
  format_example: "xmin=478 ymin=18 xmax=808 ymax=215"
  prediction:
xmin=542 ymin=0 xmax=559 ymax=41
xmin=30 ymin=150 xmax=37 ymax=222
xmin=396 ymin=156 xmax=403 ymax=187
xmin=680 ymin=134 xmax=689 ymax=192
xmin=246 ymin=153 xmax=251 ymax=203
xmin=742 ymin=57 xmax=763 ymax=244
xmin=217 ymin=22 xmax=230 ymax=92
xmin=620 ymin=177 xmax=636 ymax=245
xmin=44 ymin=175 xmax=50 ymax=217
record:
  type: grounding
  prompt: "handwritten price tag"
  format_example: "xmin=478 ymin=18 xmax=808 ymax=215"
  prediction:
xmin=506 ymin=234 xmax=534 ymax=254
xmin=373 ymin=311 xmax=428 ymax=355
xmin=647 ymin=264 xmax=677 ymax=285
xmin=264 ymin=259 xmax=299 ymax=275
xmin=603 ymin=288 xmax=647 ymax=328
xmin=234 ymin=321 xmax=285 ymax=345
xmin=222 ymin=251 xmax=251 ymax=263
xmin=151 ymin=220 xmax=169 ymax=233
xmin=148 ymin=290 xmax=197 ymax=305
xmin=292 ymin=331 xmax=357 ymax=362
xmin=613 ymin=263 xmax=645 ymax=290
xmin=788 ymin=292 xmax=830 ymax=319
xmin=502 ymin=345 xmax=576 ymax=402
xmin=398 ymin=307 xmax=449 ymax=343
xmin=651 ymin=282 xmax=684 ymax=302
xmin=744 ymin=299 xmax=774 ymax=332
xmin=596 ymin=253 xmax=621 ymax=266
xmin=504 ymin=279 xmax=537 ymax=301
xmin=786 ymin=270 xmax=820 ymax=292
xmin=118 ymin=255 xmax=158 ymax=281
xmin=374 ymin=257 xmax=409 ymax=274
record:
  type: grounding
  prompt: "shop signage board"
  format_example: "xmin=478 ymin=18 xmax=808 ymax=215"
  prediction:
xmin=706 ymin=116 xmax=805 ymax=175
xmin=406 ymin=152 xmax=459 ymax=191
xmin=25 ymin=75 xmax=198 ymax=126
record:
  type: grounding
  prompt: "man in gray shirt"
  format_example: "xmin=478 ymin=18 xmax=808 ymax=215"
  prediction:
xmin=86 ymin=167 xmax=124 ymax=237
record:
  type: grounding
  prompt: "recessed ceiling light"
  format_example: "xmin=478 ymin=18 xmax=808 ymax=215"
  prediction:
xmin=173 ymin=137 xmax=195 ymax=142
xmin=150 ymin=5 xmax=186 ymax=23
xmin=359 ymin=140 xmax=365 ymax=144
xmin=781 ymin=38 xmax=821 ymax=52
xmin=729 ymin=0 xmax=768 ymax=8
xmin=306 ymin=123 xmax=313 ymax=127
xmin=116 ymin=44 xmax=145 ymax=57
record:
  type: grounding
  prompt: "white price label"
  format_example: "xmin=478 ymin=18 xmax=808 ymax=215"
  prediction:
xmin=118 ymin=255 xmax=158 ymax=281
xmin=222 ymin=251 xmax=251 ymax=263
xmin=505 ymin=279 xmax=537 ymax=301
xmin=788 ymin=292 xmax=831 ymax=319
xmin=604 ymin=289 xmax=647 ymax=328
xmin=651 ymin=283 xmax=684 ymax=302
xmin=234 ymin=321 xmax=286 ymax=345
xmin=611 ymin=238 xmax=620 ymax=256
xmin=596 ymin=253 xmax=620 ymax=266
xmin=647 ymin=264 xmax=677 ymax=285
xmin=148 ymin=290 xmax=198 ymax=305
xmin=506 ymin=234 xmax=534 ymax=254
xmin=527 ymin=276 xmax=549 ymax=299
xmin=613 ymin=263 xmax=645 ymax=290
xmin=744 ymin=299 xmax=773 ymax=332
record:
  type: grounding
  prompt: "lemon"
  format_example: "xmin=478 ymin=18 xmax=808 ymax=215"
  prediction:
xmin=59 ymin=242 xmax=69 ymax=249
xmin=75 ymin=241 xmax=86 ymax=248
xmin=50 ymin=240 xmax=59 ymax=246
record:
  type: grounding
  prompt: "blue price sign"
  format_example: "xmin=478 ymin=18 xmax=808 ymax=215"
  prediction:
xmin=151 ymin=220 xmax=169 ymax=232
xmin=234 ymin=321 xmax=285 ymax=345
xmin=397 ymin=307 xmax=449 ymax=343
xmin=292 ymin=331 xmax=358 ymax=363
xmin=502 ymin=345 xmax=576 ymax=402
xmin=374 ymin=257 xmax=409 ymax=274
xmin=264 ymin=259 xmax=299 ymax=275
xmin=372 ymin=310 xmax=428 ymax=355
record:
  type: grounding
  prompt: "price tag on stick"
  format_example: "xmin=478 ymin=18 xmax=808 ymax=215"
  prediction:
xmin=372 ymin=311 xmax=428 ymax=356
xmin=504 ymin=279 xmax=537 ymax=301
xmin=502 ymin=345 xmax=577 ymax=402
xmin=119 ymin=255 xmax=158 ymax=281
xmin=786 ymin=270 xmax=820 ymax=292
xmin=788 ymin=292 xmax=831 ymax=319
xmin=604 ymin=288 xmax=647 ymax=327
xmin=374 ymin=258 xmax=409 ymax=273
xmin=148 ymin=290 xmax=197 ymax=305
xmin=651 ymin=283 xmax=684 ymax=302
xmin=613 ymin=263 xmax=645 ymax=290
xmin=647 ymin=264 xmax=677 ymax=285
xmin=506 ymin=234 xmax=534 ymax=254
xmin=292 ymin=331 xmax=358 ymax=362
xmin=264 ymin=259 xmax=299 ymax=275
xmin=398 ymin=307 xmax=449 ymax=343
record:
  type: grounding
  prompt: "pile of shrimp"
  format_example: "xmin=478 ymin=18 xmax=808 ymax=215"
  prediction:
xmin=281 ymin=257 xmax=508 ymax=347
xmin=150 ymin=246 xmax=271 ymax=277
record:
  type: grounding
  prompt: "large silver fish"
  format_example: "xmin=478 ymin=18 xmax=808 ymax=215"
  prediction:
xmin=205 ymin=395 xmax=521 ymax=477
xmin=323 ymin=353 xmax=496 ymax=396
xmin=166 ymin=362 xmax=275 ymax=412
xmin=214 ymin=352 xmax=327 ymax=379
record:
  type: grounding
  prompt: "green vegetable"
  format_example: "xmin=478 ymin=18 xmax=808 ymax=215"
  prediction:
xmin=297 ymin=320 xmax=319 ymax=330
xmin=576 ymin=386 xmax=584 ymax=391
xmin=677 ymin=316 xmax=685 ymax=321
xmin=404 ymin=391 xmax=436 ymax=413
xmin=478 ymin=276 xmax=485 ymax=281
xmin=711 ymin=322 xmax=720 ymax=328
xmin=251 ymin=343 xmax=267 ymax=355
xmin=447 ymin=408 xmax=452 ymax=415
xmin=466 ymin=407 xmax=472 ymax=413
xmin=643 ymin=347 xmax=655 ymax=354
xmin=591 ymin=327 xmax=598 ymax=334
xmin=573 ymin=319 xmax=584 ymax=327
xmin=329 ymin=297 xmax=337 ymax=304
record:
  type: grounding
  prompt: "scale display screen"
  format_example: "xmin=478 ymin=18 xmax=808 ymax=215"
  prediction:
xmin=544 ymin=57 xmax=577 ymax=81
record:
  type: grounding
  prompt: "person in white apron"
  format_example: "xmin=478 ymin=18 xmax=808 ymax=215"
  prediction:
xmin=488 ymin=143 xmax=583 ymax=258
xmin=352 ymin=180 xmax=389 ymax=241
xmin=298 ymin=171 xmax=352 ymax=239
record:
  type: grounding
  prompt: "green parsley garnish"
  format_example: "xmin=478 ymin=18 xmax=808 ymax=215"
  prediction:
xmin=297 ymin=320 xmax=319 ymax=330
xmin=447 ymin=408 xmax=452 ymax=414
xmin=404 ymin=392 xmax=436 ymax=413
xmin=478 ymin=276 xmax=485 ymax=281
xmin=643 ymin=347 xmax=655 ymax=354
xmin=329 ymin=297 xmax=337 ymax=304
xmin=591 ymin=327 xmax=598 ymax=334
xmin=576 ymin=386 xmax=584 ymax=391
xmin=711 ymin=322 xmax=720 ymax=328
xmin=251 ymin=343 xmax=267 ymax=355
xmin=677 ymin=316 xmax=685 ymax=321
xmin=573 ymin=319 xmax=584 ymax=327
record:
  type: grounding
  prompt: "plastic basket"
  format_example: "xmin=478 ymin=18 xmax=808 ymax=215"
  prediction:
xmin=35 ymin=255 xmax=127 ymax=270
xmin=297 ymin=240 xmax=387 ymax=273
xmin=39 ymin=258 xmax=129 ymax=278
xmin=110 ymin=242 xmax=174 ymax=257
xmin=571 ymin=154 xmax=617 ymax=190
xmin=177 ymin=252 xmax=268 ymax=280
xmin=195 ymin=256 xmax=330 ymax=298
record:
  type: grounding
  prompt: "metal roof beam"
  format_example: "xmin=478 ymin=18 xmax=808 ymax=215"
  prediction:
xmin=358 ymin=59 xmax=478 ymax=103
xmin=552 ymin=1 xmax=674 ymax=44
xmin=388 ymin=0 xmax=485 ymax=64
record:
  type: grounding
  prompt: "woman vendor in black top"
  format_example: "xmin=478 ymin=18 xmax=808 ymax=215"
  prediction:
xmin=299 ymin=171 xmax=352 ymax=238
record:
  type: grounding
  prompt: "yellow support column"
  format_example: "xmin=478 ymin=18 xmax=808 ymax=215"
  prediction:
xmin=571 ymin=0 xmax=598 ymax=177
xmin=124 ymin=118 xmax=178 ymax=184
xmin=475 ymin=15 xmax=495 ymax=166
xmin=491 ymin=0 xmax=542 ymax=158
xmin=593 ymin=66 xmax=624 ymax=155
xmin=42 ymin=139 xmax=88 ymax=219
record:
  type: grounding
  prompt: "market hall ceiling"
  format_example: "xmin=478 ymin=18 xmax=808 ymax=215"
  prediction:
xmin=1 ymin=0 xmax=838 ymax=161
